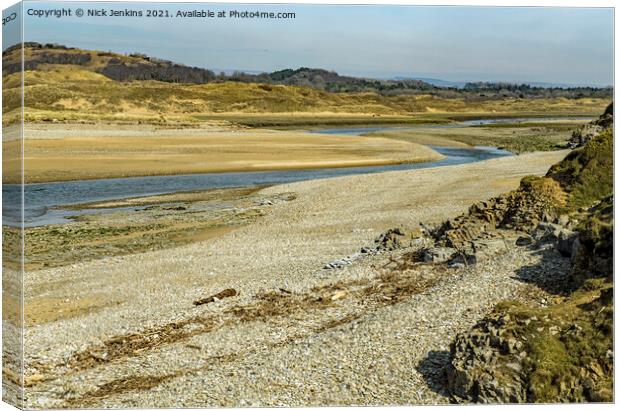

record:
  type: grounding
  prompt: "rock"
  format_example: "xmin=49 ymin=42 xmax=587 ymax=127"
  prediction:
xmin=422 ymin=247 xmax=456 ymax=263
xmin=447 ymin=316 xmax=528 ymax=403
xmin=504 ymin=362 xmax=522 ymax=374
xmin=532 ymin=222 xmax=561 ymax=243
xmin=374 ymin=228 xmax=407 ymax=251
xmin=410 ymin=236 xmax=429 ymax=248
xmin=193 ymin=288 xmax=237 ymax=306
xmin=331 ymin=290 xmax=347 ymax=301
xmin=556 ymin=215 xmax=570 ymax=227
xmin=515 ymin=236 xmax=532 ymax=246
xmin=556 ymin=229 xmax=578 ymax=257
xmin=472 ymin=238 xmax=508 ymax=260
xmin=567 ymin=105 xmax=612 ymax=149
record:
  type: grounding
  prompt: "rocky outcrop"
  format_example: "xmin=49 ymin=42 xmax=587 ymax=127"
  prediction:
xmin=442 ymin=105 xmax=613 ymax=404
xmin=447 ymin=284 xmax=613 ymax=403
xmin=567 ymin=102 xmax=613 ymax=148
xmin=418 ymin=174 xmax=567 ymax=267
xmin=374 ymin=228 xmax=408 ymax=251
xmin=447 ymin=313 xmax=528 ymax=403
xmin=568 ymin=196 xmax=613 ymax=286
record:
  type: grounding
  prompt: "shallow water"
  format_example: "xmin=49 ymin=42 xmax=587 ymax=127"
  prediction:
xmin=309 ymin=116 xmax=592 ymax=135
xmin=4 ymin=117 xmax=581 ymax=227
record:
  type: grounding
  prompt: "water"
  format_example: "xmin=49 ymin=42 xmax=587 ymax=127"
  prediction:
xmin=7 ymin=117 xmax=576 ymax=227
xmin=309 ymin=116 xmax=593 ymax=135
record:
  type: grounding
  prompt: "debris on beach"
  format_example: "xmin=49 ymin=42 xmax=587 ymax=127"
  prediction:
xmin=193 ymin=288 xmax=238 ymax=306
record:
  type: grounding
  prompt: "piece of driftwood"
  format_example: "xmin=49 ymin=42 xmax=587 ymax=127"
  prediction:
xmin=193 ymin=288 xmax=237 ymax=306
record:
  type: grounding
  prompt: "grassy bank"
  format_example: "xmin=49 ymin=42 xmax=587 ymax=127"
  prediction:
xmin=362 ymin=120 xmax=590 ymax=153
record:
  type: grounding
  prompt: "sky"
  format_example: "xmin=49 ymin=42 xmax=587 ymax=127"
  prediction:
xmin=3 ymin=1 xmax=615 ymax=86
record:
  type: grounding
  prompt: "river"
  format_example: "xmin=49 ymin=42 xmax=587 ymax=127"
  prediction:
xmin=3 ymin=117 xmax=586 ymax=227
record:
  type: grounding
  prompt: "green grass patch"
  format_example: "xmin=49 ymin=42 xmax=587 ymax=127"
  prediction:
xmin=547 ymin=130 xmax=613 ymax=210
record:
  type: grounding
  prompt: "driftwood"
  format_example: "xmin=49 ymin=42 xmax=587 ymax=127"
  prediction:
xmin=193 ymin=288 xmax=237 ymax=306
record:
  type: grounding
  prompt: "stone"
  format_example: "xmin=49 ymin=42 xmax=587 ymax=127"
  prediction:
xmin=374 ymin=228 xmax=407 ymax=251
xmin=556 ymin=215 xmax=570 ymax=227
xmin=556 ymin=229 xmax=578 ymax=257
xmin=504 ymin=362 xmax=522 ymax=374
xmin=422 ymin=246 xmax=456 ymax=263
xmin=515 ymin=236 xmax=533 ymax=246
xmin=532 ymin=222 xmax=562 ymax=243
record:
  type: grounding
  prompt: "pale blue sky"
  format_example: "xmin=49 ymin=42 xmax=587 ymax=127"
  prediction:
xmin=5 ymin=1 xmax=615 ymax=85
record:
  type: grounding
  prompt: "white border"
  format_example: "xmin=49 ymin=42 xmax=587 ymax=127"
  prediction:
xmin=0 ymin=1 xmax=616 ymax=411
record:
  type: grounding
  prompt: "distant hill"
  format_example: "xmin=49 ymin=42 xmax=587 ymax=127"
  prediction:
xmin=394 ymin=77 xmax=467 ymax=88
xmin=264 ymin=67 xmax=435 ymax=93
xmin=394 ymin=77 xmax=610 ymax=90
xmin=3 ymin=42 xmax=437 ymax=95
xmin=2 ymin=42 xmax=612 ymax=102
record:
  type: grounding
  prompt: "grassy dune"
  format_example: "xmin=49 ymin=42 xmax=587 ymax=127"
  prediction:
xmin=3 ymin=129 xmax=443 ymax=183
xmin=1 ymin=66 xmax=609 ymax=126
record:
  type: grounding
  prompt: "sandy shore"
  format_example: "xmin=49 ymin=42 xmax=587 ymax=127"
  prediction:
xmin=2 ymin=125 xmax=443 ymax=183
xmin=22 ymin=150 xmax=567 ymax=407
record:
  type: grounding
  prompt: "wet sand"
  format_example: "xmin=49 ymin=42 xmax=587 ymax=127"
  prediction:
xmin=2 ymin=126 xmax=443 ymax=183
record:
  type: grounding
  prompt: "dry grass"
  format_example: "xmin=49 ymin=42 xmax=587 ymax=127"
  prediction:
xmin=64 ymin=253 xmax=447 ymax=374
xmin=2 ymin=63 xmax=609 ymax=126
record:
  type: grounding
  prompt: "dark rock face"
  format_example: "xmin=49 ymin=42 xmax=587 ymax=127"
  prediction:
xmin=447 ymin=314 xmax=528 ymax=403
xmin=443 ymin=105 xmax=613 ymax=404
xmin=447 ymin=287 xmax=613 ymax=404
xmin=569 ymin=196 xmax=613 ymax=286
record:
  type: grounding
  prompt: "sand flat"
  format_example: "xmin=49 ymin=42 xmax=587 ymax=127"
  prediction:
xmin=3 ymin=128 xmax=443 ymax=183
